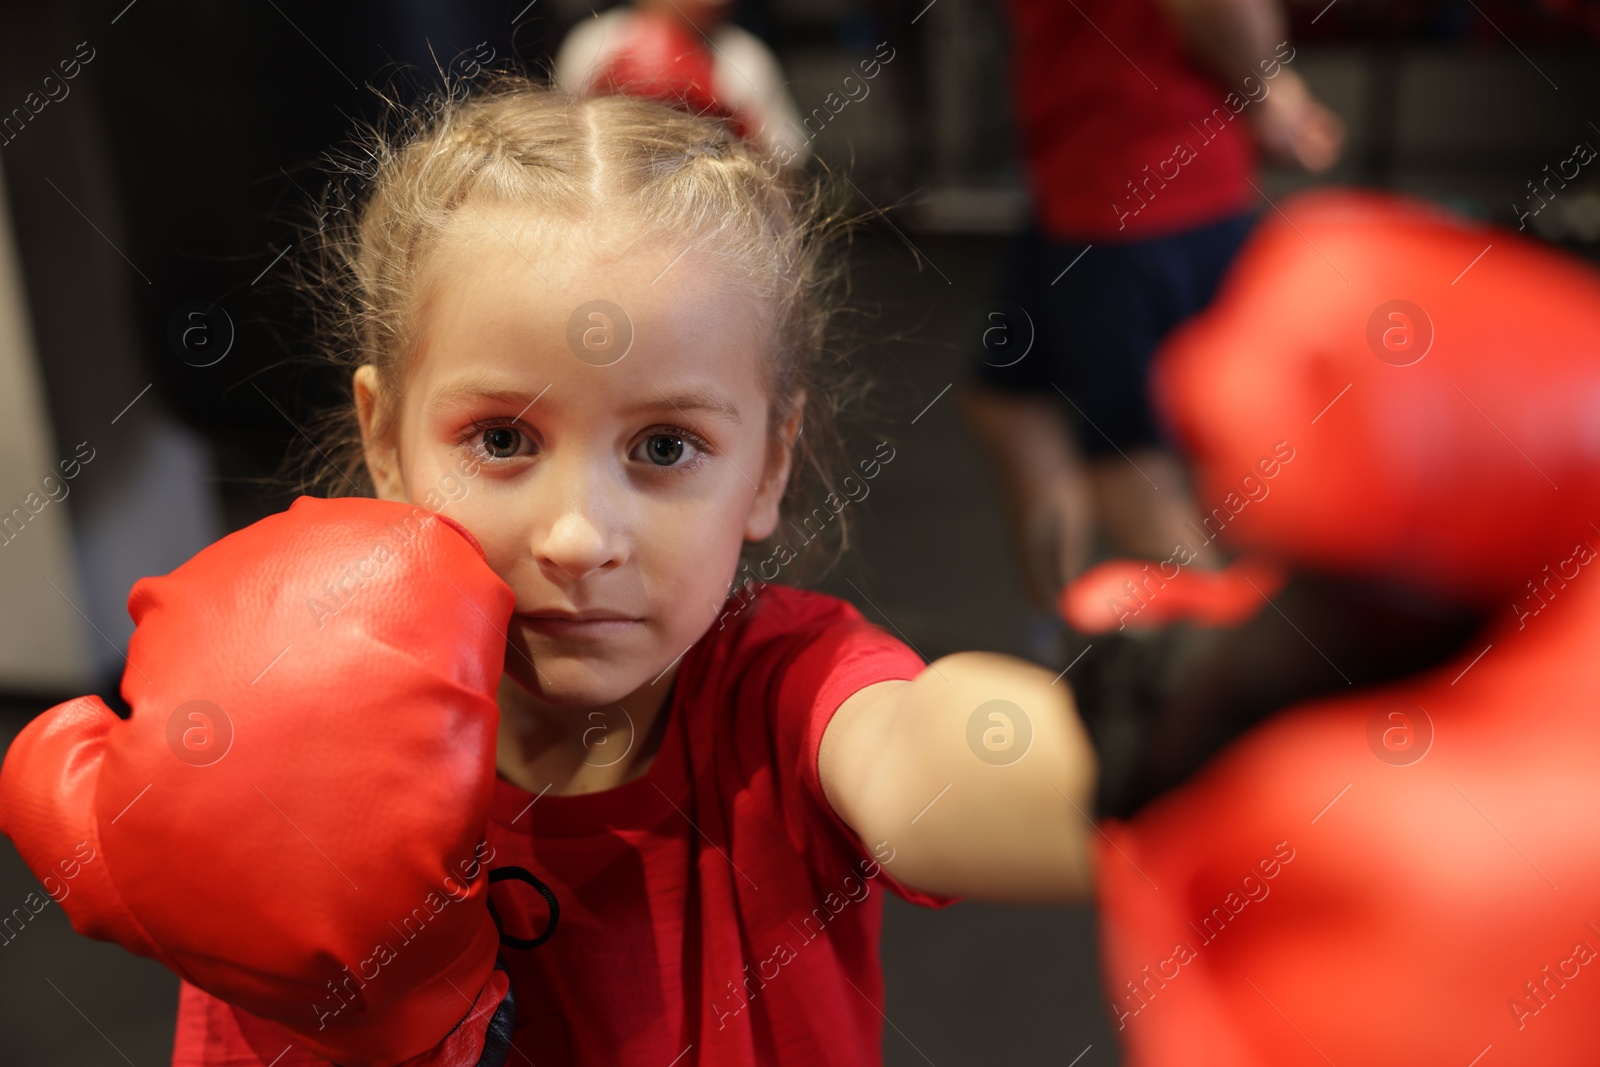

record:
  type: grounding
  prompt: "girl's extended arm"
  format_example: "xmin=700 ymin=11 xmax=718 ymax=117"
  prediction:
xmin=819 ymin=651 xmax=1099 ymax=904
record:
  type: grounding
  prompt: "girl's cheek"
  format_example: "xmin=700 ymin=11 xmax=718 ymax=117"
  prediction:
xmin=472 ymin=541 xmax=520 ymax=590
xmin=450 ymin=510 xmax=510 ymax=572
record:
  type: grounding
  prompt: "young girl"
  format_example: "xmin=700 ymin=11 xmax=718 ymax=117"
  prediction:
xmin=174 ymin=76 xmax=1097 ymax=1064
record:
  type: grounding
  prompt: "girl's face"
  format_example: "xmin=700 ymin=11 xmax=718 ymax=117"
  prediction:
xmin=356 ymin=202 xmax=799 ymax=708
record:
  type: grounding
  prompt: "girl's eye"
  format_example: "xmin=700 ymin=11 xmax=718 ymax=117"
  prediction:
xmin=458 ymin=420 xmax=709 ymax=472
xmin=634 ymin=432 xmax=706 ymax=471
xmin=479 ymin=425 xmax=529 ymax=461
xmin=480 ymin=428 xmax=518 ymax=457
xmin=643 ymin=434 xmax=684 ymax=466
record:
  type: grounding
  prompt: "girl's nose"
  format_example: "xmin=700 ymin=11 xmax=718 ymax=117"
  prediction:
xmin=532 ymin=472 xmax=627 ymax=583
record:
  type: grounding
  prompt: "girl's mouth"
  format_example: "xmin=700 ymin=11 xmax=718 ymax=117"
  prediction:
xmin=516 ymin=614 xmax=641 ymax=641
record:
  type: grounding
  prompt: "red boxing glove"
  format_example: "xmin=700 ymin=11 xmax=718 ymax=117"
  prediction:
xmin=1100 ymin=191 xmax=1600 ymax=1063
xmin=1152 ymin=188 xmax=1600 ymax=605
xmin=0 ymin=496 xmax=518 ymax=1066
xmin=1094 ymin=576 xmax=1600 ymax=1064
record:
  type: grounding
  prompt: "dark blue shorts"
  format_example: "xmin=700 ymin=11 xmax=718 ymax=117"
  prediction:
xmin=973 ymin=209 xmax=1259 ymax=457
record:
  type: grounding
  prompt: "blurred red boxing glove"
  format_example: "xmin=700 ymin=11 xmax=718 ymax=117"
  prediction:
xmin=1151 ymin=188 xmax=1600 ymax=604
xmin=591 ymin=10 xmax=752 ymax=138
xmin=0 ymin=496 xmax=519 ymax=1066
xmin=1093 ymin=572 xmax=1600 ymax=1064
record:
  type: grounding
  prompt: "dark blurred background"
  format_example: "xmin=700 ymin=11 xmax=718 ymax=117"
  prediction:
xmin=1 ymin=0 xmax=1598 ymax=1062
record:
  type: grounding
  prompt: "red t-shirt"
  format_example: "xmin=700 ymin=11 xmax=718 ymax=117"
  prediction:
xmin=1005 ymin=0 xmax=1258 ymax=240
xmin=169 ymin=583 xmax=958 ymax=1066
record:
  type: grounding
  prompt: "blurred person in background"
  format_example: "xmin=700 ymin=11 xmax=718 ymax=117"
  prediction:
xmin=962 ymin=0 xmax=1345 ymax=652
xmin=554 ymin=0 xmax=809 ymax=167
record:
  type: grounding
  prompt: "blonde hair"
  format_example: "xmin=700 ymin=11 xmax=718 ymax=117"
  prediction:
xmin=286 ymin=71 xmax=874 ymax=581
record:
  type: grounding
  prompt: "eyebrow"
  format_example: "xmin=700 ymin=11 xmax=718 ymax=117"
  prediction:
xmin=634 ymin=387 xmax=743 ymax=427
xmin=427 ymin=378 xmax=551 ymax=417
xmin=427 ymin=377 xmax=743 ymax=426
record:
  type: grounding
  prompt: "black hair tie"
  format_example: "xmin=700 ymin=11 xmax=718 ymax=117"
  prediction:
xmin=486 ymin=865 xmax=560 ymax=949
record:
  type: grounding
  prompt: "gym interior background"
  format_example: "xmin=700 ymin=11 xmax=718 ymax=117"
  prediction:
xmin=1 ymin=0 xmax=1597 ymax=1062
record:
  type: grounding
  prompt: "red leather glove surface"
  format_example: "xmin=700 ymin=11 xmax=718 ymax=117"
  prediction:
xmin=1152 ymin=189 xmax=1600 ymax=605
xmin=0 ymin=496 xmax=516 ymax=1066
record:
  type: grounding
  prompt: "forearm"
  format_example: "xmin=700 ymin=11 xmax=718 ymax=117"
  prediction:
xmin=849 ymin=652 xmax=1099 ymax=904
xmin=1157 ymin=0 xmax=1286 ymax=89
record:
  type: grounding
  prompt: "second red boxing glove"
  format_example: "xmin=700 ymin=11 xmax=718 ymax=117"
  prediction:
xmin=0 ymin=495 xmax=519 ymax=1066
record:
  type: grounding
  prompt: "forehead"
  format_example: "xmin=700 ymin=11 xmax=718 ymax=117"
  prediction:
xmin=410 ymin=200 xmax=772 ymax=405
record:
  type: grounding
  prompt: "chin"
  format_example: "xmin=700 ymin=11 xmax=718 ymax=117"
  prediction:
xmin=501 ymin=653 xmax=641 ymax=709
